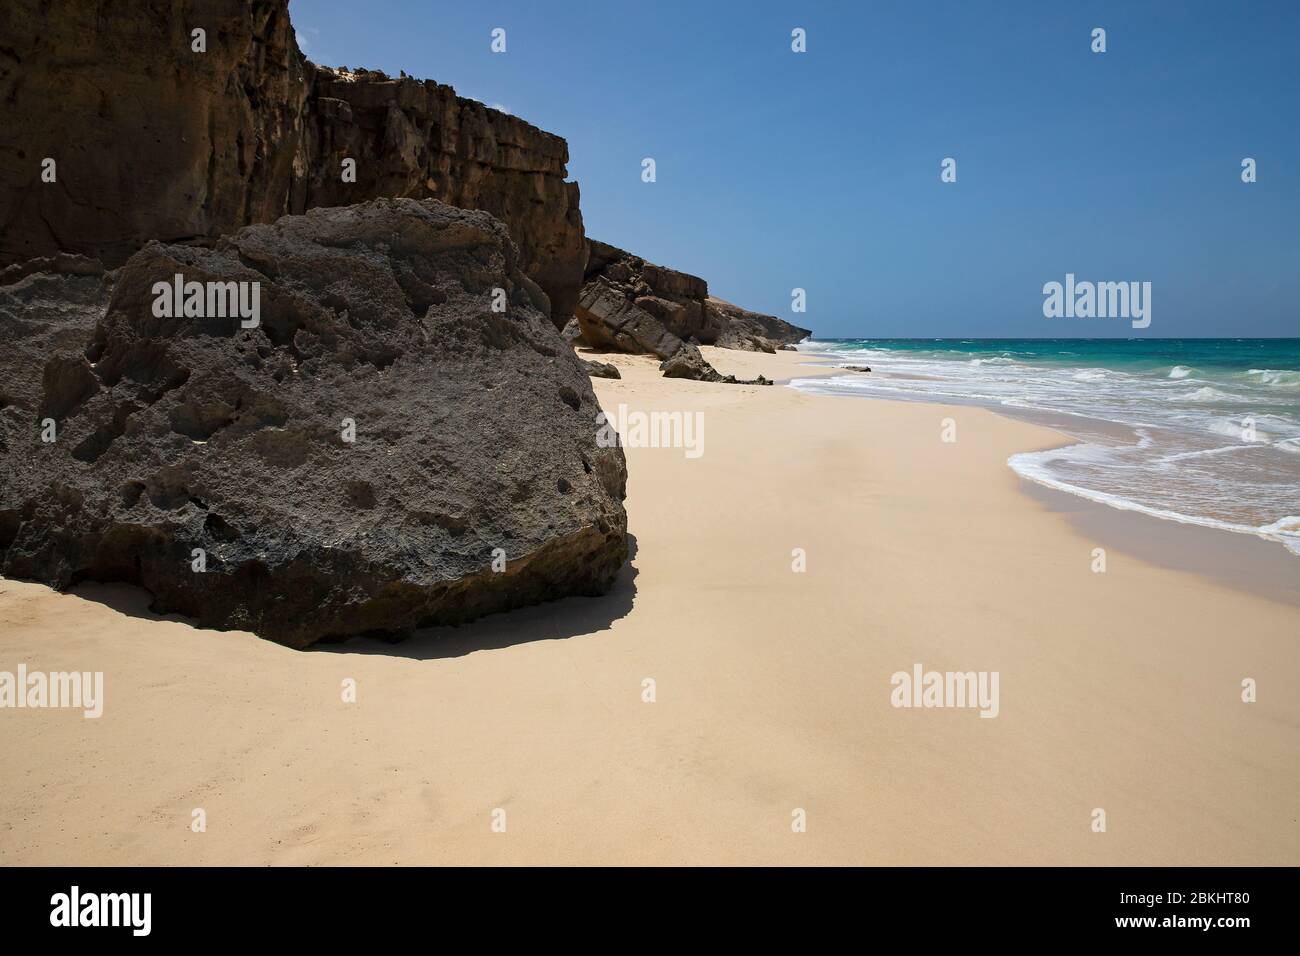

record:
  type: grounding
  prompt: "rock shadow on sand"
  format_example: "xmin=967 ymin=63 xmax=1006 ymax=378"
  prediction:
xmin=56 ymin=535 xmax=639 ymax=660
xmin=320 ymin=534 xmax=640 ymax=661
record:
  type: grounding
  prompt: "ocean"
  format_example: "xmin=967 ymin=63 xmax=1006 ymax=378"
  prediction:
xmin=790 ymin=339 xmax=1300 ymax=557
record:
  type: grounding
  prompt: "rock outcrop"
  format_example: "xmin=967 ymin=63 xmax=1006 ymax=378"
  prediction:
xmin=578 ymin=240 xmax=717 ymax=348
xmin=0 ymin=199 xmax=627 ymax=647
xmin=707 ymin=296 xmax=810 ymax=352
xmin=574 ymin=239 xmax=809 ymax=362
xmin=561 ymin=317 xmax=588 ymax=347
xmin=0 ymin=1 xmax=309 ymax=268
xmin=580 ymin=359 xmax=621 ymax=380
xmin=575 ymin=276 xmax=689 ymax=360
xmin=297 ymin=65 xmax=586 ymax=327
xmin=0 ymin=0 xmax=584 ymax=329
xmin=575 ymin=241 xmax=713 ymax=356
xmin=659 ymin=343 xmax=771 ymax=386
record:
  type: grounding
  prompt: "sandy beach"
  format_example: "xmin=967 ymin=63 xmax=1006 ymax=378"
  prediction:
xmin=1 ymin=346 xmax=1296 ymax=866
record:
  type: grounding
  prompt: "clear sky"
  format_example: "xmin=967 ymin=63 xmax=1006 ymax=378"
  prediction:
xmin=290 ymin=0 xmax=1299 ymax=338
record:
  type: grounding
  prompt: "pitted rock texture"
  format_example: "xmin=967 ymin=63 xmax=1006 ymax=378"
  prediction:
xmin=0 ymin=0 xmax=584 ymax=329
xmin=0 ymin=256 xmax=113 ymax=423
xmin=0 ymin=199 xmax=627 ymax=647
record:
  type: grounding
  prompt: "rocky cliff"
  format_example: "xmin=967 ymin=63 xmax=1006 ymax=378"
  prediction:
xmin=575 ymin=239 xmax=810 ymax=358
xmin=0 ymin=0 xmax=584 ymax=328
xmin=299 ymin=66 xmax=586 ymax=326
xmin=0 ymin=199 xmax=627 ymax=647
xmin=707 ymin=296 xmax=811 ymax=353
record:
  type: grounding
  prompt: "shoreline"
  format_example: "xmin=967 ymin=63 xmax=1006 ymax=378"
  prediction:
xmin=1 ymin=346 xmax=1296 ymax=865
xmin=790 ymin=348 xmax=1300 ymax=599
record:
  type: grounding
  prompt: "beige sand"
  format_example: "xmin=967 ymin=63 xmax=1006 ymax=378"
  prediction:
xmin=1 ymin=347 xmax=1296 ymax=865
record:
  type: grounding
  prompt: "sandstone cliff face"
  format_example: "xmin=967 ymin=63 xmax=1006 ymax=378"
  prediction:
xmin=0 ymin=199 xmax=627 ymax=647
xmin=575 ymin=239 xmax=810 ymax=357
xmin=0 ymin=0 xmax=584 ymax=328
xmin=299 ymin=66 xmax=585 ymax=326
xmin=0 ymin=1 xmax=308 ymax=267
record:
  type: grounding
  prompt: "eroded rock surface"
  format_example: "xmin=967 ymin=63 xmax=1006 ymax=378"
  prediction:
xmin=0 ymin=199 xmax=627 ymax=647
xmin=707 ymin=296 xmax=810 ymax=352
xmin=0 ymin=0 xmax=584 ymax=328
xmin=575 ymin=241 xmax=712 ymax=355
xmin=298 ymin=65 xmax=585 ymax=328
xmin=575 ymin=239 xmax=809 ymax=365
xmin=0 ymin=256 xmax=113 ymax=422
xmin=575 ymin=276 xmax=689 ymax=360
xmin=659 ymin=343 xmax=772 ymax=386
xmin=580 ymin=359 xmax=621 ymax=380
xmin=0 ymin=1 xmax=309 ymax=268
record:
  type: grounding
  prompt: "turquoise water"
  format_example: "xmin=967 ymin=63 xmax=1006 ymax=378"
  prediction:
xmin=792 ymin=339 xmax=1300 ymax=555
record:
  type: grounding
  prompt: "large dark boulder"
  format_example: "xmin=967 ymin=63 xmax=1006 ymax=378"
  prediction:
xmin=0 ymin=199 xmax=627 ymax=647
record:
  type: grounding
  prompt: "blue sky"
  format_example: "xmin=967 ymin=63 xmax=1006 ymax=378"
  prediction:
xmin=290 ymin=0 xmax=1299 ymax=338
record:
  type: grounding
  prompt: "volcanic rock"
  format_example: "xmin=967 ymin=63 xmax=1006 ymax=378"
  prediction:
xmin=0 ymin=199 xmax=627 ymax=647
xmin=0 ymin=256 xmax=113 ymax=422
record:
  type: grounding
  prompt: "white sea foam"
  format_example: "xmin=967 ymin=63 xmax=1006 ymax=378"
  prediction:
xmin=1204 ymin=417 xmax=1271 ymax=442
xmin=1168 ymin=386 xmax=1241 ymax=403
xmin=1072 ymin=368 xmax=1109 ymax=382
xmin=1246 ymin=368 xmax=1300 ymax=388
xmin=793 ymin=342 xmax=1300 ymax=556
xmin=1010 ymin=447 xmax=1300 ymax=548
